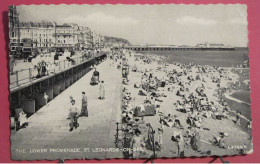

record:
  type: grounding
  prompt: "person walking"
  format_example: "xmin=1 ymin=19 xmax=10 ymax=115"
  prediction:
xmin=131 ymin=129 xmax=145 ymax=158
xmin=177 ymin=133 xmax=185 ymax=157
xmin=157 ymin=128 xmax=163 ymax=149
xmin=172 ymin=131 xmax=185 ymax=157
xmin=68 ymin=99 xmax=79 ymax=131
xmin=66 ymin=96 xmax=74 ymax=119
xmin=99 ymin=80 xmax=105 ymax=99
xmin=80 ymin=92 xmax=88 ymax=117
xmin=190 ymin=129 xmax=201 ymax=152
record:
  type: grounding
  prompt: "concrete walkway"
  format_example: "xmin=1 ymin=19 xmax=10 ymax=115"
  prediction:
xmin=11 ymin=60 xmax=123 ymax=160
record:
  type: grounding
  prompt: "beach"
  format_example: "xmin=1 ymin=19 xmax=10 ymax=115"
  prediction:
xmin=113 ymin=49 xmax=252 ymax=158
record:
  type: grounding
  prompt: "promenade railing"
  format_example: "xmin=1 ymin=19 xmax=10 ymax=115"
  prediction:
xmin=9 ymin=53 xmax=96 ymax=89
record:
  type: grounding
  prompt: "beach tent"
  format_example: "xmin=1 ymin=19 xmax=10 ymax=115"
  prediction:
xmin=134 ymin=104 xmax=156 ymax=117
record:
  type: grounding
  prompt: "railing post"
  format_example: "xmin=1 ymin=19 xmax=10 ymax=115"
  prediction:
xmin=59 ymin=61 xmax=61 ymax=70
xmin=115 ymin=122 xmax=119 ymax=148
xmin=152 ymin=128 xmax=156 ymax=158
xmin=64 ymin=60 xmax=65 ymax=69
xmin=16 ymin=71 xmax=19 ymax=86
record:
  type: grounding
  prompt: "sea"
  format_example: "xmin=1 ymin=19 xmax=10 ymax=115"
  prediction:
xmin=139 ymin=49 xmax=249 ymax=67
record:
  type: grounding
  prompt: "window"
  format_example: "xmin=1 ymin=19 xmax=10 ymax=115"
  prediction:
xmin=64 ymin=40 xmax=65 ymax=43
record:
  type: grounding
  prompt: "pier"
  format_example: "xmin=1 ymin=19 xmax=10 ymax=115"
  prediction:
xmin=124 ymin=46 xmax=235 ymax=51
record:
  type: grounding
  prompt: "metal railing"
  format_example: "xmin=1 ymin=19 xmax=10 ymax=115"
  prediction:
xmin=9 ymin=53 xmax=96 ymax=89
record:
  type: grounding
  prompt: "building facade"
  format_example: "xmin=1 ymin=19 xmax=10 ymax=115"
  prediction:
xmin=19 ymin=21 xmax=55 ymax=52
xmin=78 ymin=26 xmax=93 ymax=50
xmin=9 ymin=7 xmax=104 ymax=56
xmin=54 ymin=23 xmax=79 ymax=51
xmin=8 ymin=5 xmax=20 ymax=54
xmin=92 ymin=32 xmax=104 ymax=49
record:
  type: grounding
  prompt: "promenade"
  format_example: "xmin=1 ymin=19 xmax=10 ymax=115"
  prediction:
xmin=11 ymin=60 xmax=123 ymax=160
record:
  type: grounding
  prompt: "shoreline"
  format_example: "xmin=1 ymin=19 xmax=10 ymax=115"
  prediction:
xmin=225 ymin=91 xmax=250 ymax=106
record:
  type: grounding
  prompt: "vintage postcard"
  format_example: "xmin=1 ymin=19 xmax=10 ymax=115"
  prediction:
xmin=9 ymin=4 xmax=252 ymax=160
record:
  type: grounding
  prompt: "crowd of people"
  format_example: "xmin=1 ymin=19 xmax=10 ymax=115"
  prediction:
xmin=109 ymin=48 xmax=251 ymax=158
xmin=30 ymin=50 xmax=85 ymax=78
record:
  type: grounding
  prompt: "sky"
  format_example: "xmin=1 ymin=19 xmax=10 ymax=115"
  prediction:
xmin=17 ymin=4 xmax=248 ymax=47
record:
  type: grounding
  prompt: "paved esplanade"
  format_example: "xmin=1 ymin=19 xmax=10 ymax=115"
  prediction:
xmin=11 ymin=60 xmax=123 ymax=160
